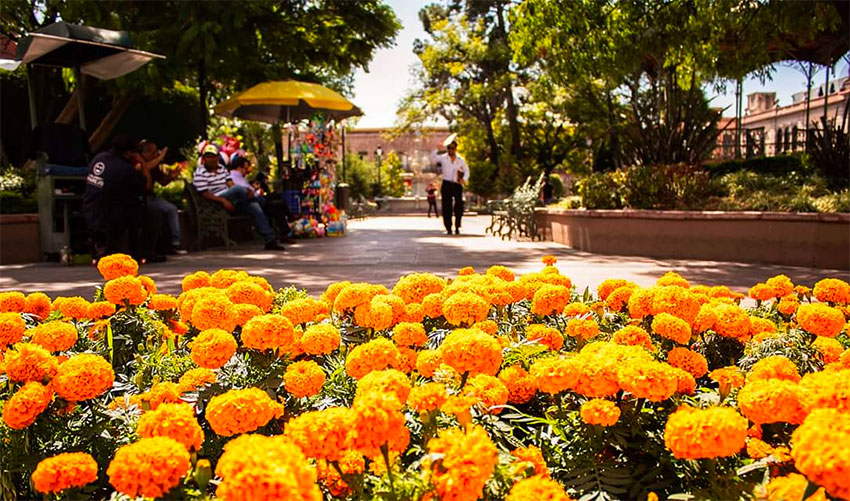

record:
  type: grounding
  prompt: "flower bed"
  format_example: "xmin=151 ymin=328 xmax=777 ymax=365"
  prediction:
xmin=1 ymin=254 xmax=849 ymax=500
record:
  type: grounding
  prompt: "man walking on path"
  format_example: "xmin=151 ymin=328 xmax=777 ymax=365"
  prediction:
xmin=432 ymin=133 xmax=469 ymax=235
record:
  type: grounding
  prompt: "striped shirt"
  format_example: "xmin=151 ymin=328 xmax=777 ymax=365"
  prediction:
xmin=193 ymin=164 xmax=231 ymax=195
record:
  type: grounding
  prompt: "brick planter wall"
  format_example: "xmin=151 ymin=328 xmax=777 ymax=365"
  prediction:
xmin=0 ymin=214 xmax=41 ymax=265
xmin=535 ymin=208 xmax=850 ymax=270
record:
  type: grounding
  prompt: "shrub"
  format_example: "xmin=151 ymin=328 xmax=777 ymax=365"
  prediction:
xmin=576 ymin=171 xmax=623 ymax=209
xmin=705 ymin=154 xmax=807 ymax=177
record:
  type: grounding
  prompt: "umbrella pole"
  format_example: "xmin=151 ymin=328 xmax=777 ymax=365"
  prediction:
xmin=342 ymin=124 xmax=346 ymax=180
xmin=74 ymin=66 xmax=87 ymax=132
xmin=26 ymin=64 xmax=38 ymax=130
xmin=273 ymin=122 xmax=284 ymax=179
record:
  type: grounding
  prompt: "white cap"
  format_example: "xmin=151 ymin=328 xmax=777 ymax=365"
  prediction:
xmin=443 ymin=133 xmax=458 ymax=147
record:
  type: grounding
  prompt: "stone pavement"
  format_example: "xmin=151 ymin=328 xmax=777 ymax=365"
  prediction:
xmin=0 ymin=215 xmax=847 ymax=298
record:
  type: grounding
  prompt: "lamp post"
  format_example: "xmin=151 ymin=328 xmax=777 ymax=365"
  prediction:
xmin=375 ymin=145 xmax=383 ymax=197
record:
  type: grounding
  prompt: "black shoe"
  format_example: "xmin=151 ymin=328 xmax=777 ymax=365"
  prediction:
xmin=455 ymin=228 xmax=460 ymax=235
xmin=264 ymin=242 xmax=286 ymax=251
xmin=446 ymin=230 xmax=453 ymax=235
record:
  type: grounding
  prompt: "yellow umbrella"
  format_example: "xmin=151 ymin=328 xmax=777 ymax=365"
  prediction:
xmin=214 ymin=80 xmax=361 ymax=124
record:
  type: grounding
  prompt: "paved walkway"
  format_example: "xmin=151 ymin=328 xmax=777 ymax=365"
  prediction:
xmin=1 ymin=215 xmax=847 ymax=298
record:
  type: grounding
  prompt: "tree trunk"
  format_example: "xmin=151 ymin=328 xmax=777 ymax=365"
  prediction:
xmin=495 ymin=1 xmax=522 ymax=160
xmin=199 ymin=57 xmax=208 ymax=139
xmin=88 ymin=93 xmax=136 ymax=153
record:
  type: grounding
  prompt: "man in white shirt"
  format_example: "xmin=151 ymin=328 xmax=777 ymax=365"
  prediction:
xmin=432 ymin=133 xmax=469 ymax=235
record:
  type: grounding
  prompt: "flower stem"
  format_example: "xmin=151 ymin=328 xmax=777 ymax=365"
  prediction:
xmin=381 ymin=444 xmax=397 ymax=501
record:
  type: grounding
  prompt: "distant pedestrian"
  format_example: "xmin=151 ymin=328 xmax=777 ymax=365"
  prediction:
xmin=431 ymin=133 xmax=469 ymax=235
xmin=426 ymin=182 xmax=439 ymax=218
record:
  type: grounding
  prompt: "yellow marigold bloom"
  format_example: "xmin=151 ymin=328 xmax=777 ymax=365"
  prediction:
xmin=230 ymin=303 xmax=262 ymax=327
xmin=651 ymin=313 xmax=691 ymax=344
xmin=530 ymin=357 xmax=579 ymax=395
xmin=672 ymin=367 xmax=696 ymax=395
xmin=24 ymin=292 xmax=52 ymax=319
xmin=605 ymin=286 xmax=635 ymax=312
xmin=746 ymin=437 xmax=773 ymax=459
xmin=597 ymin=279 xmax=634 ymax=301
xmin=457 ymin=266 xmax=475 ymax=276
xmin=766 ymin=275 xmax=794 ymax=298
xmin=284 ymin=407 xmax=354 ymax=461
xmin=422 ymin=292 xmax=444 ymax=318
xmin=416 ymin=349 xmax=442 ymax=378
xmin=764 ymin=473 xmax=827 ymax=501
xmin=392 ymin=322 xmax=428 ymax=347
xmin=749 ymin=283 xmax=774 ymax=301
xmin=103 ymin=276 xmax=148 ymax=305
xmin=333 ymin=282 xmax=388 ymax=312
xmin=738 ymin=379 xmax=807 ymax=424
xmin=507 ymin=476 xmax=572 ymax=501
xmin=392 ymin=273 xmax=446 ymax=305
xmin=617 ymin=360 xmax=679 ymax=402
xmin=813 ymin=278 xmax=850 ymax=304
xmin=657 ymin=271 xmax=690 ymax=289
xmin=351 ymin=393 xmax=409 ymax=456
xmin=206 ymin=387 xmax=284 ymax=436
xmin=372 ymin=294 xmax=407 ymax=326
xmin=427 ymin=425 xmax=497 ymax=501
xmin=777 ymin=294 xmax=800 ymax=316
xmin=651 ymin=286 xmax=700 ymax=325
xmin=572 ymin=343 xmax=651 ymax=398
xmin=108 ymin=437 xmax=189 ymax=499
xmin=798 ymin=369 xmax=850 ymax=413
xmin=242 ymin=314 xmax=295 ymax=352
xmin=791 ymin=408 xmax=850 ymax=500
xmin=443 ymin=292 xmax=490 ymax=326
xmin=748 ymin=356 xmax=800 ymax=383
xmin=3 ymin=343 xmax=57 ymax=382
xmin=486 ymin=265 xmax=515 ymax=282
xmin=564 ymin=317 xmax=599 ymax=341
xmin=177 ymin=367 xmax=216 ymax=393
xmin=627 ymin=287 xmax=655 ymax=319
xmin=345 ymin=338 xmax=400 ymax=379
xmin=667 ymin=347 xmax=708 ymax=378
xmin=0 ymin=312 xmax=26 ymax=350
xmin=355 ymin=369 xmax=411 ymax=406
xmin=181 ymin=271 xmax=211 ymax=291
xmin=664 ymin=406 xmax=747 ymax=459
xmin=279 ymin=297 xmax=321 ymax=325
xmin=284 ymin=360 xmax=326 ymax=398
xmin=562 ymin=302 xmax=591 ymax=318
xmin=512 ymin=445 xmax=549 ymax=478
xmin=692 ymin=303 xmax=718 ymax=333
xmin=96 ymin=253 xmax=139 ymax=280
xmin=407 ymin=382 xmax=447 ymax=412
xmin=209 ymin=269 xmax=247 ymax=289
xmin=813 ymin=336 xmax=843 ymax=364
xmin=797 ymin=303 xmax=844 ymax=338
xmin=530 ymin=284 xmax=569 ymax=317
xmin=611 ymin=325 xmax=653 ymax=351
xmin=299 ymin=323 xmax=340 ymax=355
xmin=710 ymin=303 xmax=752 ymax=341
xmin=29 ymin=320 xmax=78 ymax=353
xmin=321 ymin=280 xmax=351 ymax=306
xmin=439 ymin=328 xmax=502 ymax=376
xmin=749 ymin=316 xmax=777 ymax=337
xmin=580 ymin=399 xmax=621 ymax=426
xmin=188 ymin=328 xmax=237 ymax=369
xmin=138 ymin=275 xmax=157 ymax=296
xmin=137 ymin=402 xmax=203 ymax=450
xmin=52 ymin=353 xmax=113 ymax=402
xmin=2 ymin=381 xmax=52 ymax=429
xmin=31 ymin=452 xmax=98 ymax=494
xmin=393 ymin=345 xmax=416 ymax=374
xmin=498 ymin=364 xmax=537 ymax=404
xmin=54 ymin=296 xmax=90 ymax=320
xmin=225 ymin=281 xmax=272 ymax=312
xmin=526 ymin=324 xmax=564 ymax=351
xmin=465 ymin=373 xmax=508 ymax=414
xmin=473 ymin=319 xmax=498 ymax=335
xmin=399 ymin=302 xmax=425 ymax=323
xmin=87 ymin=301 xmax=116 ymax=320
xmin=143 ymin=381 xmax=181 ymax=409
xmin=215 ymin=434 xmax=321 ymax=501
xmin=0 ymin=291 xmax=25 ymax=313
xmin=440 ymin=394 xmax=476 ymax=425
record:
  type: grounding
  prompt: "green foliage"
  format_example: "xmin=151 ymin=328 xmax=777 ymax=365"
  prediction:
xmin=807 ymin=112 xmax=850 ymax=191
xmin=706 ymin=154 xmax=808 ymax=178
xmin=379 ymin=151 xmax=407 ymax=198
xmin=340 ymin=153 xmax=377 ymax=202
xmin=621 ymin=164 xmax=721 ymax=210
xmin=576 ymin=172 xmax=624 ymax=209
xmin=0 ymin=167 xmax=37 ymax=214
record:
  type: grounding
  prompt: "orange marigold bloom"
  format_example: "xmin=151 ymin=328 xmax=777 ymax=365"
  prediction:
xmin=225 ymin=281 xmax=273 ymax=312
xmin=473 ymin=319 xmax=498 ymax=335
xmin=748 ymin=356 xmax=800 ymax=383
xmin=3 ymin=343 xmax=58 ymax=382
xmin=672 ymin=367 xmax=696 ymax=395
xmin=746 ymin=437 xmax=774 ymax=459
xmin=737 ymin=379 xmax=807 ymax=425
xmin=507 ymin=476 xmax=572 ymax=501
xmin=651 ymin=286 xmax=700 ymax=325
xmin=526 ymin=324 xmax=564 ymax=351
xmin=564 ymin=317 xmax=599 ymax=341
xmin=29 ymin=320 xmax=78 ymax=352
xmin=692 ymin=303 xmax=718 ymax=333
xmin=791 ymin=408 xmax=850 ymax=500
xmin=145 ymin=382 xmax=182 ymax=409
xmin=0 ymin=291 xmax=25 ymax=313
xmin=766 ymin=275 xmax=794 ymax=298
xmin=580 ymin=399 xmax=621 ymax=426
xmin=465 ymin=373 xmax=508 ymax=414
xmin=190 ymin=294 xmax=237 ymax=332
xmin=749 ymin=283 xmax=774 ymax=301
xmin=31 ymin=452 xmax=98 ymax=494
xmin=392 ymin=322 xmax=428 ymax=347
xmin=148 ymin=294 xmax=178 ymax=311
xmin=597 ymin=279 xmax=634 ymax=301
xmin=498 ymin=364 xmax=537 ymax=404
xmin=284 ymin=360 xmax=326 ymax=398
xmin=562 ymin=302 xmax=591 ymax=318
xmin=345 ymin=338 xmax=400 ymax=379
xmin=777 ymin=295 xmax=800 ymax=316
xmin=664 ymin=406 xmax=747 ymax=459
xmin=137 ymin=402 xmax=204 ymax=450
xmin=177 ymin=367 xmax=217 ymax=393
xmin=486 ymin=265 xmax=515 ymax=282
xmin=55 ymin=296 xmax=90 ymax=320
xmin=764 ymin=473 xmax=827 ymax=501
xmin=138 ymin=275 xmax=157 ymax=296
xmin=797 ymin=369 xmax=850 ymax=413
xmin=427 ymin=425 xmax=497 ymax=501
xmin=512 ymin=445 xmax=549 ymax=478
xmin=188 ymin=328 xmax=237 ymax=369
xmin=617 ymin=360 xmax=679 ymax=402
xmin=283 ymin=407 xmax=355 ymax=461
xmin=355 ymin=369 xmax=411 ymax=407
xmin=440 ymin=394 xmax=476 ymax=425
xmin=712 ymin=303 xmax=752 ymax=341
xmin=813 ymin=336 xmax=844 ymax=364
xmin=611 ymin=325 xmax=654 ymax=351
xmin=300 ymin=323 xmax=341 ymax=355
xmin=230 ymin=303 xmax=262 ymax=327
xmin=333 ymin=283 xmax=388 ymax=312
xmin=749 ymin=316 xmax=777 ymax=337
xmin=416 ymin=349 xmax=442 ymax=378
xmin=797 ymin=303 xmax=844 ymax=338
xmin=206 ymin=387 xmax=284 ymax=436
xmin=541 ymin=255 xmax=557 ymax=266
xmin=439 ymin=328 xmax=502 ymax=376
xmin=0 ymin=312 xmax=26 ymax=350
xmin=407 ymin=382 xmax=447 ymax=412
xmin=350 ymin=393 xmax=410 ymax=457
xmin=627 ymin=287 xmax=655 ymax=319
xmin=458 ymin=266 xmax=476 ymax=276
xmin=2 ymin=381 xmax=52 ymax=429
xmin=530 ymin=357 xmax=579 ymax=395
xmin=103 ymin=276 xmax=148 ymax=305
xmin=813 ymin=278 xmax=850 ymax=304
xmin=24 ymin=292 xmax=52 ymax=319
xmin=107 ymin=437 xmax=189 ymax=499
xmin=87 ymin=301 xmax=116 ymax=319
xmin=443 ymin=292 xmax=490 ymax=326
xmin=667 ymin=347 xmax=708 ymax=378
xmin=181 ymin=271 xmax=211 ymax=291
xmin=392 ymin=273 xmax=446 ymax=305
xmin=422 ymin=292 xmax=444 ymax=318
xmin=209 ymin=269 xmax=248 ymax=289
xmin=400 ymin=302 xmax=425 ymax=323
xmin=657 ymin=271 xmax=690 ymax=289
xmin=241 ymin=314 xmax=295 ymax=352
xmin=531 ymin=284 xmax=569 ymax=316
xmin=605 ymin=286 xmax=635 ymax=312
xmin=52 ymin=353 xmax=114 ymax=402
xmin=279 ymin=297 xmax=321 ymax=325
xmin=96 ymin=253 xmax=139 ymax=280
xmin=321 ymin=280 xmax=351 ymax=306
xmin=651 ymin=313 xmax=691 ymax=344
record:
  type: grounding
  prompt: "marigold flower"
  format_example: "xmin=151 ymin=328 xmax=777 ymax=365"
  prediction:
xmin=749 ymin=283 xmax=774 ymax=302
xmin=148 ymin=293 xmax=178 ymax=311
xmin=439 ymin=328 xmax=502 ymax=376
xmin=604 ymin=286 xmax=634 ymax=312
xmin=0 ymin=291 xmax=25 ymax=313
xmin=283 ymin=407 xmax=354 ymax=461
xmin=580 ymin=399 xmax=621 ymax=426
xmin=746 ymin=437 xmax=774 ymax=459
xmin=145 ymin=381 xmax=183 ymax=409
xmin=764 ymin=473 xmax=827 ymax=501
xmin=777 ymin=295 xmax=800 ymax=316
xmin=529 ymin=284 xmax=567 ymax=317
xmin=651 ymin=286 xmax=700 ymax=325
xmin=797 ymin=303 xmax=844 ymax=338
xmin=512 ymin=445 xmax=549 ymax=478
xmin=137 ymin=402 xmax=204 ymax=450
xmin=651 ymin=313 xmax=691 ymax=344
xmin=300 ymin=323 xmax=341 ymax=355
xmin=407 ymin=382 xmax=447 ymax=412
xmin=440 ymin=394 xmax=476 ymax=424
xmin=664 ymin=406 xmax=747 ymax=459
xmin=345 ymin=338 xmax=400 ymax=379
xmin=333 ymin=283 xmax=388 ymax=312
xmin=564 ymin=317 xmax=599 ymax=341
xmin=813 ymin=278 xmax=850 ymax=304
xmin=87 ymin=301 xmax=116 ymax=319
xmin=391 ymin=322 xmax=427 ymax=347
xmin=813 ymin=336 xmax=844 ymax=364
xmin=526 ymin=324 xmax=564 ymax=351
xmin=107 ymin=437 xmax=189 ymax=498
xmin=321 ymin=280 xmax=352 ymax=305
xmin=350 ymin=393 xmax=409 ymax=456
xmin=611 ymin=325 xmax=653 ymax=351
xmin=507 ymin=476 xmax=572 ymax=501
xmin=541 ymin=255 xmax=557 ymax=266
xmin=138 ymin=275 xmax=157 ymax=296
xmin=54 ymin=296 xmax=90 ymax=319
xmin=667 ymin=347 xmax=708 ymax=378
xmin=473 ymin=319 xmax=499 ymax=335
xmin=177 ymin=367 xmax=217 ymax=393
xmin=206 ymin=387 xmax=284 ymax=436
xmin=797 ymin=369 xmax=850 ymax=413
xmin=224 ymin=281 xmax=272 ymax=312
xmin=0 ymin=312 xmax=26 ymax=349
xmin=791 ymin=408 xmax=850 ymax=500
xmin=427 ymin=425 xmax=497 ymax=501
xmin=96 ymin=253 xmax=139 ymax=280
xmin=626 ymin=287 xmax=655 ymax=319
xmin=2 ymin=381 xmax=52 ymax=429
xmin=30 ymin=320 xmax=78 ymax=353
xmin=422 ymin=292 xmax=444 ymax=318
xmin=692 ymin=303 xmax=718 ymax=333
xmin=465 ymin=373 xmax=508 ymax=414
xmin=52 ymin=353 xmax=114 ymax=402
xmin=284 ymin=360 xmax=326 ymax=398
xmin=209 ymin=269 xmax=248 ymax=289
xmin=712 ymin=303 xmax=752 ymax=341
xmin=763 ymin=275 xmax=793 ymax=298
xmin=24 ymin=292 xmax=52 ymax=319
xmin=498 ymin=364 xmax=537 ymax=404
xmin=190 ymin=294 xmax=237 ymax=332
xmin=443 ymin=292 xmax=490 ymax=326
xmin=279 ymin=297 xmax=322 ymax=325
xmin=355 ymin=369 xmax=411 ymax=407
xmin=241 ymin=314 xmax=295 ymax=352
xmin=657 ymin=271 xmax=690 ymax=289
xmin=737 ymin=379 xmax=807 ymax=424
xmin=417 ymin=349 xmax=442 ymax=378
xmin=486 ymin=265 xmax=515 ymax=282
xmin=597 ymin=279 xmax=633 ymax=301
xmin=181 ymin=271 xmax=211 ymax=291
xmin=617 ymin=360 xmax=679 ymax=402
xmin=530 ymin=357 xmax=578 ymax=395
xmin=3 ymin=343 xmax=58 ymax=382
xmin=748 ymin=356 xmax=800 ymax=383
xmin=103 ymin=276 xmax=148 ymax=305
xmin=31 ymin=452 xmax=98 ymax=494
xmin=188 ymin=328 xmax=237 ymax=369
xmin=672 ymin=367 xmax=696 ymax=395
xmin=749 ymin=317 xmax=777 ymax=337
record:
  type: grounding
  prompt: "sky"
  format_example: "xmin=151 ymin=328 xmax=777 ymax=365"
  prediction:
xmin=350 ymin=1 xmax=849 ymax=128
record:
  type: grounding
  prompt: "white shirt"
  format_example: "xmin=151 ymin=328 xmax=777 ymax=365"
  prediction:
xmin=431 ymin=151 xmax=469 ymax=184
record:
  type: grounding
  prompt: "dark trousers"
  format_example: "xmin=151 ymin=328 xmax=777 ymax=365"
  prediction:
xmin=441 ymin=181 xmax=463 ymax=231
xmin=427 ymin=197 xmax=438 ymax=217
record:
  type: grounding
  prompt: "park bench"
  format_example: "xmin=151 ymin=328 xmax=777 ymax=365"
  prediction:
xmin=485 ymin=174 xmax=544 ymax=241
xmin=184 ymin=184 xmax=257 ymax=250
